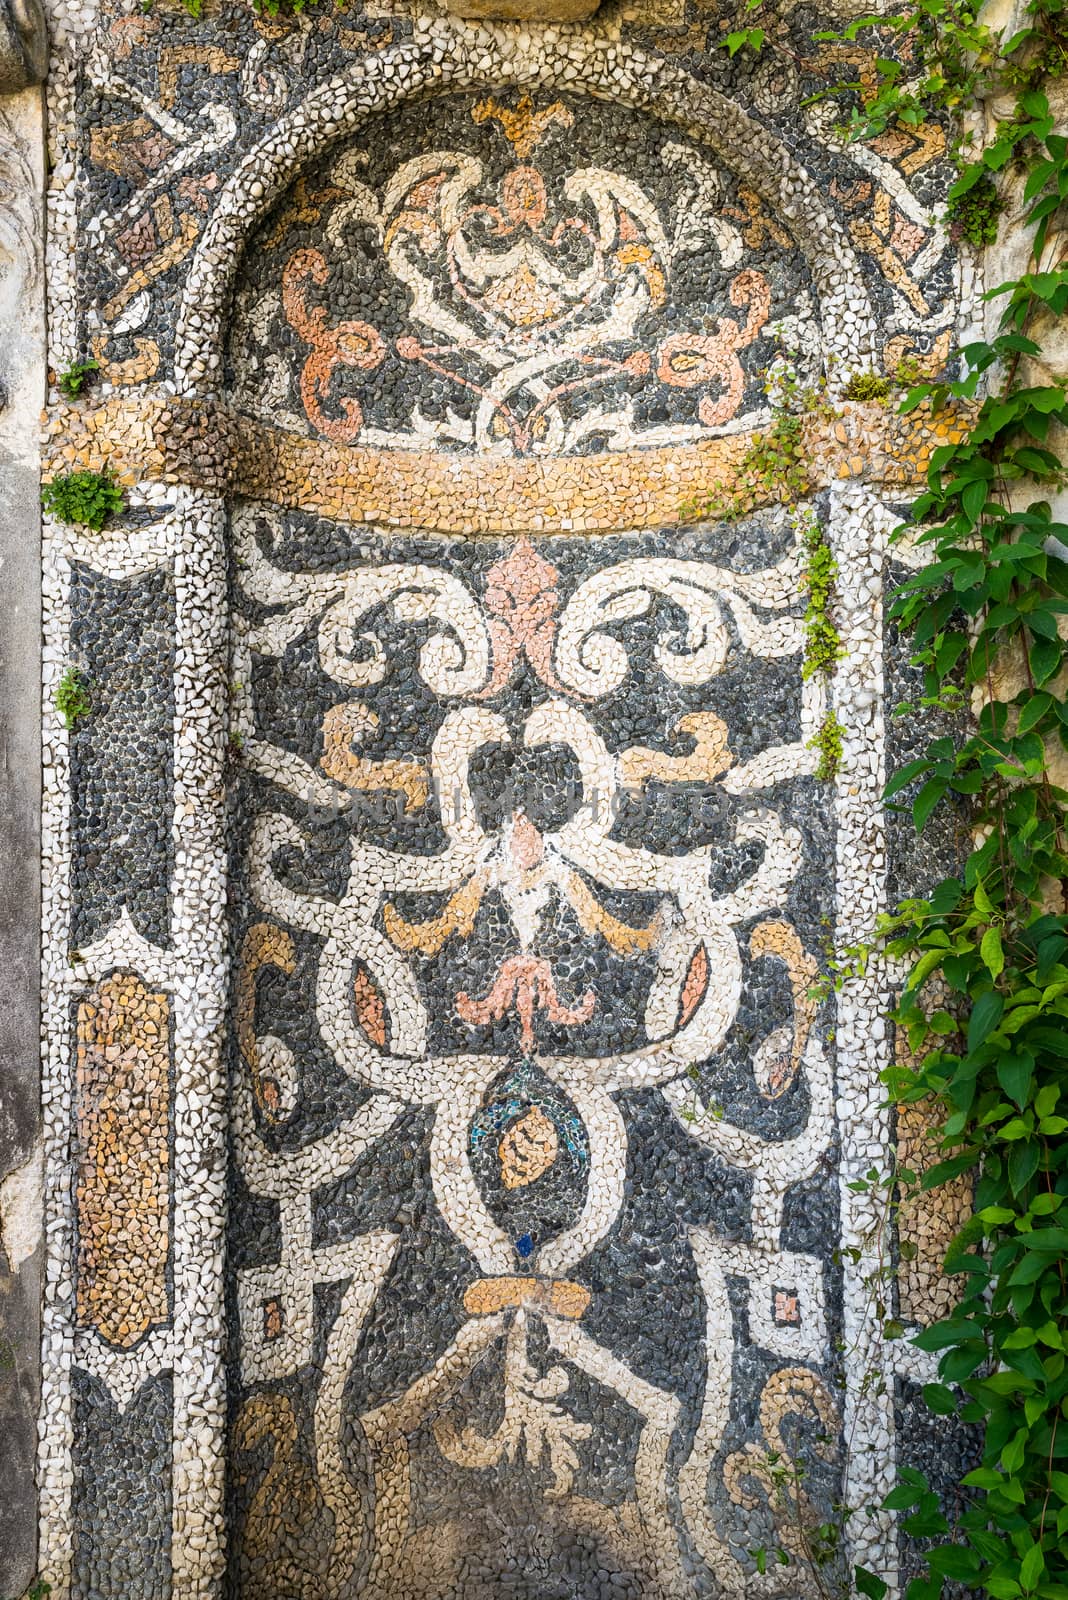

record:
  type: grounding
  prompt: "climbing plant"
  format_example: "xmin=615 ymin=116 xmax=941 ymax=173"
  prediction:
xmin=809 ymin=3 xmax=1068 ymax=1599
xmin=683 ymin=369 xmax=850 ymax=777
xmin=798 ymin=507 xmax=847 ymax=780
xmin=719 ymin=0 xmax=1068 ymax=1592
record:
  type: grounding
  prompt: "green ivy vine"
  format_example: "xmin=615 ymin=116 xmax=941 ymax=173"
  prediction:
xmin=811 ymin=2 xmax=1068 ymax=1598
xmin=684 ymin=377 xmax=851 ymax=780
xmin=722 ymin=0 xmax=1068 ymax=1594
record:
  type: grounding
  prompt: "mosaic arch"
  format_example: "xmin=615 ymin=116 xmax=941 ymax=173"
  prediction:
xmin=218 ymin=79 xmax=923 ymax=1600
xmin=35 ymin=16 xmax=975 ymax=1600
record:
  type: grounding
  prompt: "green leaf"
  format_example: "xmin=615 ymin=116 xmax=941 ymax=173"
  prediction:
xmin=1028 ymin=1026 xmax=1068 ymax=1058
xmin=1023 ymin=1228 xmax=1068 ymax=1251
xmin=1009 ymin=1140 xmax=1040 ymax=1196
xmin=1018 ymin=692 xmax=1053 ymax=733
xmin=1030 ymin=634 xmax=1062 ymax=685
xmin=941 ymin=1342 xmax=988 ymax=1383
xmin=996 ymin=1052 xmax=1033 ymax=1108
xmin=1025 ymin=606 xmax=1061 ymax=640
xmin=913 ymin=1319 xmax=984 ymax=1351
xmin=1034 ymin=1084 xmax=1060 ymax=1119
xmin=905 ymin=947 xmax=950 ymax=995
xmin=1020 ymin=90 xmax=1050 ymax=119
xmin=1010 ymin=1251 xmax=1049 ymax=1285
xmin=962 ymin=478 xmax=988 ymax=521
xmin=929 ymin=1546 xmax=980 ymax=1581
xmin=922 ymin=1383 xmax=958 ymax=1416
xmin=1014 ymin=446 xmax=1061 ymax=477
xmin=914 ymin=776 xmax=948 ymax=830
xmin=962 ymin=1467 xmax=1004 ymax=1489
xmin=921 ymin=1151 xmax=979 ymax=1187
xmin=968 ymin=990 xmax=1005 ymax=1051
xmin=930 ymin=878 xmax=963 ymax=914
xmin=1002 ymin=1426 xmax=1028 ymax=1473
xmin=886 ymin=758 xmax=935 ymax=800
xmin=996 ymin=334 xmax=1042 ymax=356
xmin=1024 ymin=159 xmax=1057 ymax=202
xmin=982 ymin=926 xmax=1005 ymax=979
xmin=1020 ymin=1544 xmax=1046 ymax=1591
xmin=935 ymin=632 xmax=968 ymax=675
xmin=883 ymin=1484 xmax=924 ymax=1510
xmin=949 ymin=162 xmax=987 ymax=200
xmin=724 ymin=25 xmax=764 ymax=52
xmin=856 ymin=1568 xmax=888 ymax=1600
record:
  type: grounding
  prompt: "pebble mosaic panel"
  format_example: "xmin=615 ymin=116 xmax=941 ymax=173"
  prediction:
xmin=893 ymin=1376 xmax=980 ymax=1588
xmin=227 ymin=91 xmax=816 ymax=455
xmin=226 ymin=505 xmax=835 ymax=1597
xmin=74 ymin=972 xmax=172 ymax=1349
xmin=71 ymin=1368 xmax=173 ymax=1600
xmin=31 ymin=7 xmax=976 ymax=1598
xmin=69 ymin=563 xmax=175 ymax=950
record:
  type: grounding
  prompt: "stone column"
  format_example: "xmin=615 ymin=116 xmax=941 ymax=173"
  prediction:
xmin=168 ymin=485 xmax=230 ymax=1600
xmin=829 ymin=480 xmax=900 ymax=1594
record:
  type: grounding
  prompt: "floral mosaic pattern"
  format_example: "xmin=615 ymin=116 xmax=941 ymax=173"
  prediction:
xmin=227 ymin=504 xmax=838 ymax=1596
xmin=228 ymin=92 xmax=809 ymax=455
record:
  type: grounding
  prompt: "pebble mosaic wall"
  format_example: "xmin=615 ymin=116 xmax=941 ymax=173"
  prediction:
xmin=25 ymin=1 xmax=982 ymax=1596
xmin=227 ymin=505 xmax=834 ymax=1598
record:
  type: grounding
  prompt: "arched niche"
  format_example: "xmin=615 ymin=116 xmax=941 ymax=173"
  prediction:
xmin=212 ymin=58 xmax=893 ymax=1600
xmin=176 ymin=26 xmax=876 ymax=396
xmin=58 ymin=26 xmax=921 ymax=1600
xmin=30 ymin=15 xmax=965 ymax=1600
xmin=225 ymin=87 xmax=823 ymax=459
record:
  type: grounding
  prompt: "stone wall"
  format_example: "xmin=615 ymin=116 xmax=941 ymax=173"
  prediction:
xmin=0 ymin=0 xmax=996 ymax=1594
xmin=0 ymin=17 xmax=45 ymax=1589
